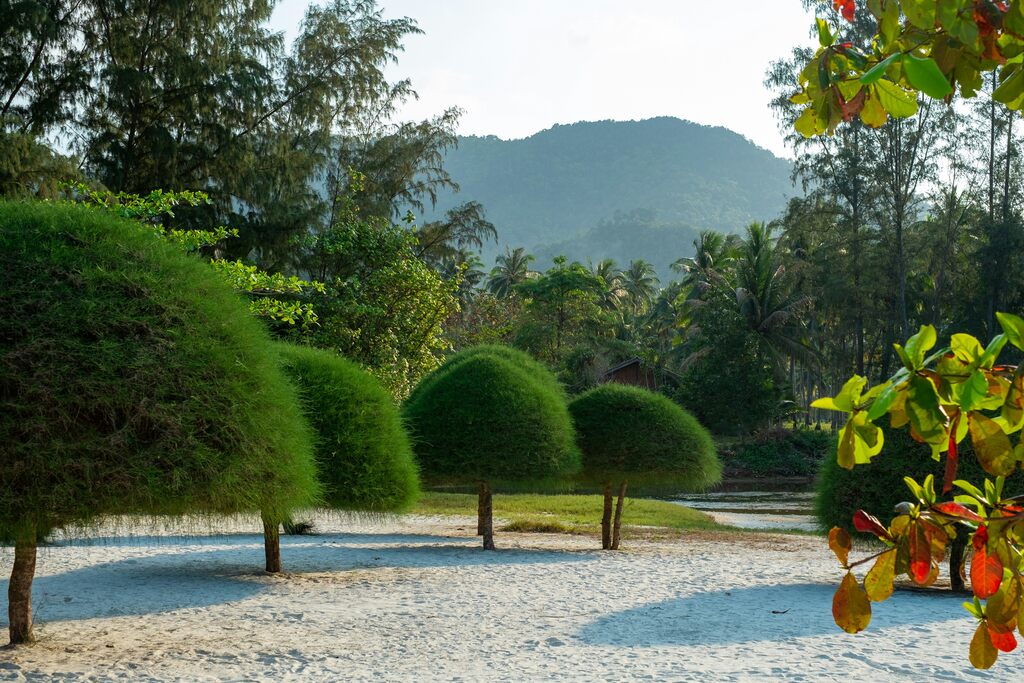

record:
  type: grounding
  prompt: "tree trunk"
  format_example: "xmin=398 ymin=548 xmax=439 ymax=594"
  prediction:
xmin=478 ymin=481 xmax=495 ymax=550
xmin=262 ymin=515 xmax=282 ymax=573
xmin=601 ymin=483 xmax=613 ymax=550
xmin=611 ymin=481 xmax=628 ymax=551
xmin=477 ymin=490 xmax=485 ymax=536
xmin=8 ymin=537 xmax=37 ymax=645
xmin=950 ymin=530 xmax=968 ymax=593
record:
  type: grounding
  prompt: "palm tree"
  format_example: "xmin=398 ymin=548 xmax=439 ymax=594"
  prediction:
xmin=487 ymin=247 xmax=535 ymax=297
xmin=620 ymin=260 xmax=660 ymax=314
xmin=591 ymin=258 xmax=625 ymax=310
xmin=672 ymin=230 xmax=741 ymax=291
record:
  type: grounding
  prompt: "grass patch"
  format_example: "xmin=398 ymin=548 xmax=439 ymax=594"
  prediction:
xmin=415 ymin=492 xmax=727 ymax=536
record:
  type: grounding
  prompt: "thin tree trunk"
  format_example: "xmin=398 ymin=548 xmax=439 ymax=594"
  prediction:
xmin=950 ymin=528 xmax=968 ymax=593
xmin=611 ymin=481 xmax=628 ymax=551
xmin=601 ymin=483 xmax=613 ymax=550
xmin=8 ymin=537 xmax=37 ymax=645
xmin=478 ymin=481 xmax=495 ymax=550
xmin=262 ymin=515 xmax=282 ymax=573
xmin=477 ymin=491 xmax=485 ymax=536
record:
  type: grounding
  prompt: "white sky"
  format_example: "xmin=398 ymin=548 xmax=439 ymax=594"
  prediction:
xmin=269 ymin=1 xmax=818 ymax=158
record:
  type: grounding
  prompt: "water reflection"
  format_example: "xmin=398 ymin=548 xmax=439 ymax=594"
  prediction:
xmin=670 ymin=482 xmax=818 ymax=532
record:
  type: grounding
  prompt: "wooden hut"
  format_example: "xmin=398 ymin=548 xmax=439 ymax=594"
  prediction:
xmin=600 ymin=357 xmax=657 ymax=390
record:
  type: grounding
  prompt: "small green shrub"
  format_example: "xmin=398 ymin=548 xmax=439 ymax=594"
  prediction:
xmin=0 ymin=200 xmax=321 ymax=541
xmin=403 ymin=352 xmax=580 ymax=484
xmin=726 ymin=428 xmax=831 ymax=477
xmin=570 ymin=384 xmax=722 ymax=490
xmin=815 ymin=427 xmax=1024 ymax=534
xmin=277 ymin=343 xmax=419 ymax=511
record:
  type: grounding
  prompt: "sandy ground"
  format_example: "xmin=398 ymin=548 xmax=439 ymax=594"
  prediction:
xmin=0 ymin=513 xmax=1010 ymax=682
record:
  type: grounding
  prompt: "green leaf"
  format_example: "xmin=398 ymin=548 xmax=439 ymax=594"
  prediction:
xmin=997 ymin=312 xmax=1024 ymax=351
xmin=902 ymin=54 xmax=953 ymax=98
xmin=951 ymin=333 xmax=984 ymax=362
xmin=958 ymin=370 xmax=990 ymax=412
xmin=817 ymin=18 xmax=834 ymax=47
xmin=903 ymin=0 xmax=936 ymax=30
xmin=906 ymin=376 xmax=947 ymax=444
xmin=970 ymin=412 xmax=1016 ymax=477
xmin=994 ymin=68 xmax=1024 ymax=107
xmin=905 ymin=325 xmax=938 ymax=369
xmin=861 ymin=53 xmax=900 ymax=85
xmin=867 ymin=384 xmax=898 ymax=421
xmin=874 ymin=80 xmax=920 ymax=118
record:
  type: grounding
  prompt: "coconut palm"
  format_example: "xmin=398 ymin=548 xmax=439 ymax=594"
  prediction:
xmin=487 ymin=246 xmax=535 ymax=297
xmin=620 ymin=259 xmax=660 ymax=314
xmin=591 ymin=258 xmax=625 ymax=310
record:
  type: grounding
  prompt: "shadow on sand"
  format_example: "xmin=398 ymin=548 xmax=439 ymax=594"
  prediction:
xmin=1 ymin=532 xmax=594 ymax=625
xmin=577 ymin=582 xmax=966 ymax=647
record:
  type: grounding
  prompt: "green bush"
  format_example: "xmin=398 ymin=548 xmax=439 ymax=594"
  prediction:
xmin=277 ymin=343 xmax=419 ymax=511
xmin=815 ymin=427 xmax=1024 ymax=534
xmin=0 ymin=201 xmax=321 ymax=541
xmin=403 ymin=352 xmax=580 ymax=484
xmin=407 ymin=344 xmax=566 ymax=407
xmin=569 ymin=384 xmax=722 ymax=490
xmin=726 ymin=428 xmax=832 ymax=477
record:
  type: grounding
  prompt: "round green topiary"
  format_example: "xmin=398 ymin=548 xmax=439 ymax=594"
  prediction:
xmin=406 ymin=344 xmax=567 ymax=408
xmin=815 ymin=426 xmax=1024 ymax=534
xmin=0 ymin=201 xmax=321 ymax=540
xmin=403 ymin=353 xmax=581 ymax=484
xmin=569 ymin=384 xmax=722 ymax=490
xmin=277 ymin=343 xmax=420 ymax=512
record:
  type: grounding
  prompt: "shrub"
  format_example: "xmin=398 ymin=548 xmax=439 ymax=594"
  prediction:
xmin=403 ymin=350 xmax=580 ymax=548
xmin=0 ymin=201 xmax=320 ymax=642
xmin=277 ymin=343 xmax=419 ymax=512
xmin=570 ymin=384 xmax=721 ymax=549
xmin=815 ymin=427 xmax=1024 ymax=535
xmin=726 ymin=428 xmax=832 ymax=477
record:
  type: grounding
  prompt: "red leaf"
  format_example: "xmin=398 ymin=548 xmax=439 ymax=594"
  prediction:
xmin=988 ymin=623 xmax=1018 ymax=653
xmin=971 ymin=543 xmax=1004 ymax=599
xmin=943 ymin=423 xmax=959 ymax=494
xmin=974 ymin=525 xmax=990 ymax=552
xmin=932 ymin=501 xmax=984 ymax=523
xmin=833 ymin=0 xmax=855 ymax=21
xmin=908 ymin=522 xmax=933 ymax=585
xmin=853 ymin=510 xmax=890 ymax=539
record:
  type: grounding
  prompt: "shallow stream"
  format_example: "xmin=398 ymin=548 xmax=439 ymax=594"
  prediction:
xmin=669 ymin=480 xmax=818 ymax=532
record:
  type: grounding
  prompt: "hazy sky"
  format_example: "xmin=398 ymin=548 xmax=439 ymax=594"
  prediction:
xmin=269 ymin=1 xmax=817 ymax=158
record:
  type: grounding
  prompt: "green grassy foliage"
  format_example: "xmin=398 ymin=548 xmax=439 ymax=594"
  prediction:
xmin=415 ymin=492 xmax=723 ymax=534
xmin=403 ymin=351 xmax=580 ymax=483
xmin=406 ymin=344 xmax=567 ymax=407
xmin=816 ymin=427 xmax=1024 ymax=534
xmin=276 ymin=343 xmax=419 ymax=512
xmin=569 ymin=384 xmax=722 ymax=490
xmin=0 ymin=201 xmax=320 ymax=541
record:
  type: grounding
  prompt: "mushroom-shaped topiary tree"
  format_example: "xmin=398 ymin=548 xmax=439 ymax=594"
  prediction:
xmin=277 ymin=343 xmax=420 ymax=522
xmin=569 ymin=384 xmax=721 ymax=550
xmin=403 ymin=348 xmax=580 ymax=549
xmin=0 ymin=201 xmax=321 ymax=644
xmin=407 ymin=344 xmax=570 ymax=535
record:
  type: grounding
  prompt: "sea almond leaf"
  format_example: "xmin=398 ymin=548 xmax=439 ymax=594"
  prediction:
xmin=833 ymin=572 xmax=871 ymax=634
xmin=988 ymin=623 xmax=1018 ymax=654
xmin=829 ymin=527 xmax=852 ymax=567
xmin=971 ymin=622 xmax=999 ymax=669
xmin=908 ymin=523 xmax=932 ymax=585
xmin=988 ymin=578 xmax=1020 ymax=629
xmin=853 ymin=510 xmax=890 ymax=539
xmin=932 ymin=501 xmax=984 ymax=522
xmin=971 ymin=545 xmax=1004 ymax=599
xmin=864 ymin=550 xmax=896 ymax=602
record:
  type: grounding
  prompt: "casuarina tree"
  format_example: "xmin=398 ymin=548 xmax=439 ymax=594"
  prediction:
xmin=403 ymin=347 xmax=580 ymax=549
xmin=570 ymin=384 xmax=721 ymax=549
xmin=0 ymin=201 xmax=320 ymax=644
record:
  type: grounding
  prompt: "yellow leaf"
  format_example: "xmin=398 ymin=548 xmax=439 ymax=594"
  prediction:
xmin=970 ymin=412 xmax=1016 ymax=477
xmin=864 ymin=549 xmax=896 ymax=602
xmin=829 ymin=527 xmax=852 ymax=567
xmin=970 ymin=621 xmax=999 ymax=669
xmin=988 ymin=577 xmax=1020 ymax=629
xmin=833 ymin=571 xmax=872 ymax=634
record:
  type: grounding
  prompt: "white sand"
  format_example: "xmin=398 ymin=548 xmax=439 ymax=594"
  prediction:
xmin=0 ymin=514 xmax=1003 ymax=682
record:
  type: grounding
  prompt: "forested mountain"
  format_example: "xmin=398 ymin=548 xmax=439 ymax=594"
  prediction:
xmin=423 ymin=117 xmax=794 ymax=271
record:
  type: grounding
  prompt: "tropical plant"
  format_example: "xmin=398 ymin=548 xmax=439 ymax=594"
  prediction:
xmin=487 ymin=246 xmax=536 ymax=297
xmin=570 ymin=384 xmax=721 ymax=549
xmin=0 ymin=201 xmax=320 ymax=644
xmin=619 ymin=259 xmax=660 ymax=314
xmin=402 ymin=349 xmax=580 ymax=549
